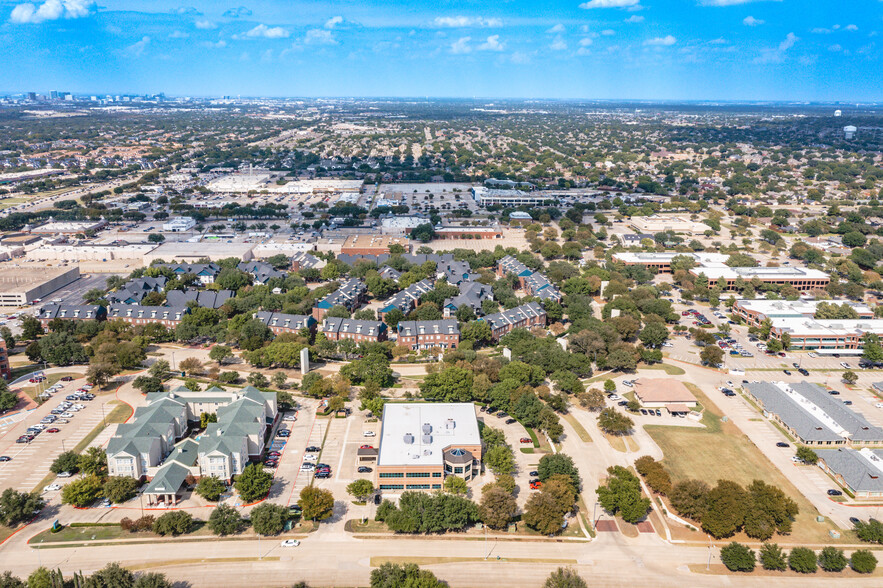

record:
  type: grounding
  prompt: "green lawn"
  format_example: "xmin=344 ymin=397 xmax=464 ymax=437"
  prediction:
xmin=645 ymin=385 xmax=842 ymax=543
xmin=641 ymin=363 xmax=686 ymax=376
xmin=562 ymin=413 xmax=592 ymax=442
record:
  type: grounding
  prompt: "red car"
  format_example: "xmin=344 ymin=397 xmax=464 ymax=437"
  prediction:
xmin=360 ymin=445 xmax=374 ymax=449
xmin=268 ymin=451 xmax=281 ymax=457
xmin=529 ymin=481 xmax=543 ymax=490
xmin=519 ymin=437 xmax=531 ymax=444
xmin=60 ymin=376 xmax=74 ymax=382
xmin=46 ymin=428 xmax=60 ymax=433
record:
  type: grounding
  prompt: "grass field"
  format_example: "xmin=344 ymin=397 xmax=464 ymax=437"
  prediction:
xmin=562 ymin=413 xmax=592 ymax=442
xmin=641 ymin=363 xmax=686 ymax=376
xmin=645 ymin=385 xmax=842 ymax=544
xmin=20 ymin=371 xmax=85 ymax=400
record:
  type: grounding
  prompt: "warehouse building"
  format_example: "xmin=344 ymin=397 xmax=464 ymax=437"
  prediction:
xmin=340 ymin=234 xmax=411 ymax=256
xmin=0 ymin=266 xmax=80 ymax=306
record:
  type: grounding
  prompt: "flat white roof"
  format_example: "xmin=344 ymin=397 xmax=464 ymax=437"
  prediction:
xmin=378 ymin=403 xmax=480 ymax=467
xmin=694 ymin=266 xmax=830 ymax=281
xmin=773 ymin=317 xmax=883 ymax=337
xmin=736 ymin=299 xmax=872 ymax=317
xmin=612 ymin=251 xmax=728 ymax=265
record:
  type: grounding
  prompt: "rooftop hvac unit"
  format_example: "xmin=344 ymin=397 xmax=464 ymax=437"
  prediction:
xmin=422 ymin=435 xmax=432 ymax=444
xmin=445 ymin=418 xmax=455 ymax=430
xmin=403 ymin=433 xmax=414 ymax=444
xmin=422 ymin=423 xmax=432 ymax=434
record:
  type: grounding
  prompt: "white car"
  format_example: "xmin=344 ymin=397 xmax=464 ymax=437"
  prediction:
xmin=281 ymin=539 xmax=300 ymax=547
xmin=363 ymin=431 xmax=376 ymax=437
xmin=839 ymin=362 xmax=851 ymax=369
xmin=303 ymin=454 xmax=317 ymax=462
xmin=60 ymin=412 xmax=74 ymax=418
xmin=57 ymin=471 xmax=73 ymax=478
xmin=73 ymin=404 xmax=85 ymax=410
xmin=662 ymin=342 xmax=673 ymax=348
xmin=43 ymin=484 xmax=61 ymax=492
xmin=808 ymin=352 xmax=818 ymax=358
xmin=300 ymin=463 xmax=315 ymax=471
xmin=791 ymin=456 xmax=803 ymax=464
xmin=609 ymin=394 xmax=622 ymax=401
xmin=876 ymin=403 xmax=883 ymax=409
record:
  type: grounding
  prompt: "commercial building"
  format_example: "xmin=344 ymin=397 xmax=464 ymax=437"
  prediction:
xmin=144 ymin=242 xmax=254 ymax=264
xmin=0 ymin=266 xmax=80 ymax=306
xmin=313 ymin=278 xmax=367 ymax=320
xmin=375 ymin=403 xmax=482 ymax=492
xmin=396 ymin=319 xmax=460 ymax=351
xmin=29 ymin=220 xmax=108 ymax=235
xmin=633 ymin=378 xmax=697 ymax=415
xmin=472 ymin=186 xmax=552 ymax=207
xmin=108 ymin=305 xmax=189 ymax=328
xmin=320 ymin=316 xmax=388 ymax=343
xmin=254 ymin=311 xmax=317 ymax=335
xmin=378 ymin=278 xmax=434 ymax=319
xmin=732 ymin=299 xmax=873 ymax=328
xmin=693 ymin=266 xmax=831 ymax=292
xmin=30 ymin=243 xmax=157 ymax=262
xmin=481 ymin=302 xmax=547 ymax=340
xmin=629 ymin=215 xmax=708 ymax=235
xmin=745 ymin=381 xmax=883 ymax=447
xmin=816 ymin=447 xmax=883 ymax=500
xmin=611 ymin=252 xmax=729 ymax=273
xmin=380 ymin=216 xmax=427 ymax=235
xmin=37 ymin=304 xmax=106 ymax=328
xmin=433 ymin=226 xmax=503 ymax=240
xmin=107 ymin=385 xmax=277 ymax=505
xmin=340 ymin=234 xmax=411 ymax=256
xmin=162 ymin=217 xmax=197 ymax=232
xmin=769 ymin=318 xmax=883 ymax=352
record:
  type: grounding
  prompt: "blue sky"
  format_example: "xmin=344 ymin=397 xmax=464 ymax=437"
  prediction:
xmin=1 ymin=0 xmax=881 ymax=101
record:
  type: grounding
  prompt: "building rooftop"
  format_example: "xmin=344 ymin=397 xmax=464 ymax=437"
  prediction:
xmin=695 ymin=266 xmax=830 ymax=280
xmin=378 ymin=403 xmax=480 ymax=467
xmin=735 ymin=299 xmax=873 ymax=318
xmin=633 ymin=378 xmax=696 ymax=404
xmin=612 ymin=251 xmax=729 ymax=265
xmin=816 ymin=447 xmax=883 ymax=494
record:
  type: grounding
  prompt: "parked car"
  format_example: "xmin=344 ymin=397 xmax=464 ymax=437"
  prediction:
xmin=60 ymin=376 xmax=73 ymax=381
xmin=281 ymin=540 xmax=300 ymax=548
xmin=46 ymin=428 xmax=60 ymax=433
xmin=0 ymin=456 xmax=11 ymax=462
xmin=357 ymin=466 xmax=372 ymax=473
xmin=505 ymin=418 xmax=517 ymax=424
xmin=776 ymin=442 xmax=789 ymax=448
xmin=43 ymin=484 xmax=61 ymax=492
xmin=529 ymin=470 xmax=539 ymax=477
xmin=363 ymin=431 xmax=376 ymax=437
xmin=305 ymin=446 xmax=321 ymax=452
xmin=519 ymin=437 xmax=531 ymax=443
xmin=840 ymin=362 xmax=851 ymax=369
xmin=276 ymin=429 xmax=290 ymax=438
xmin=827 ymin=489 xmax=843 ymax=496
xmin=529 ymin=481 xmax=542 ymax=490
xmin=783 ymin=370 xmax=791 ymax=375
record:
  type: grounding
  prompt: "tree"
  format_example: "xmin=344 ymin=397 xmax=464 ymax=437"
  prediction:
xmin=272 ymin=371 xmax=288 ymax=389
xmin=443 ymin=475 xmax=468 ymax=495
xmin=842 ymin=370 xmax=858 ymax=385
xmin=179 ymin=357 xmax=204 ymax=376
xmin=638 ymin=323 xmax=669 ymax=348
xmin=0 ymin=489 xmax=44 ymax=527
xmin=50 ymin=451 xmax=80 ymax=474
xmin=578 ymin=388 xmax=605 ymax=411
xmin=87 ymin=362 xmax=118 ymax=389
xmin=298 ymin=486 xmax=335 ymax=521
xmin=818 ymin=546 xmax=847 ymax=572
xmin=606 ymin=348 xmax=637 ymax=371
xmin=596 ymin=466 xmax=650 ymax=524
xmin=208 ymin=504 xmax=242 ymax=536
xmin=543 ymin=567 xmax=587 ymax=588
xmin=20 ymin=315 xmax=42 ymax=340
xmin=199 ymin=412 xmax=217 ymax=428
xmin=103 ymin=476 xmax=138 ymax=503
xmin=195 ymin=476 xmax=226 ymax=501
xmin=700 ymin=345 xmax=724 ymax=366
xmin=149 ymin=359 xmax=170 ymax=378
xmin=788 ymin=546 xmax=817 ymax=573
xmin=88 ymin=563 xmax=135 ymax=588
xmin=537 ymin=454 xmax=582 ymax=491
xmin=133 ymin=572 xmax=174 ymax=588
xmin=26 ymin=568 xmax=53 ymax=588
xmin=152 ymin=511 xmax=193 ymax=536
xmin=234 ymin=464 xmax=273 ymax=503
xmin=0 ymin=390 xmax=16 ymax=413
xmin=0 ymin=571 xmax=24 ymax=588
xmin=247 ymin=371 xmax=270 ymax=388
xmin=479 ymin=486 xmax=517 ymax=530
xmin=419 ymin=365 xmax=474 ymax=402
xmin=79 ymin=446 xmax=108 ymax=477
xmin=251 ymin=502 xmax=288 ymax=536
xmin=346 ymin=479 xmax=375 ymax=502
xmin=523 ymin=490 xmax=567 ymax=535
xmin=854 ymin=519 xmax=883 ymax=544
xmin=133 ymin=375 xmax=163 ymax=394
xmin=484 ymin=444 xmax=515 ymax=476
xmin=669 ymin=479 xmax=709 ymax=521
xmin=851 ymin=549 xmax=878 ymax=573
xmin=702 ymin=480 xmax=748 ymax=539
xmin=720 ymin=542 xmax=756 ymax=572
xmin=148 ymin=233 xmax=165 ymax=243
xmin=796 ymin=446 xmax=818 ymax=465
xmin=759 ymin=543 xmax=787 ymax=571
xmin=370 ymin=563 xmax=445 ymax=588
xmin=61 ymin=475 xmax=104 ymax=507
xmin=209 ymin=345 xmax=233 ymax=364
xmin=597 ymin=408 xmax=634 ymax=436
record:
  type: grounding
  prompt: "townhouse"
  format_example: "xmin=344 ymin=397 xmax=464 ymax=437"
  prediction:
xmin=378 ymin=278 xmax=434 ymax=319
xmin=313 ymin=278 xmax=368 ymax=320
xmin=480 ymin=302 xmax=547 ymax=340
xmin=107 ymin=276 xmax=167 ymax=305
xmin=37 ymin=304 xmax=106 ymax=328
xmin=107 ymin=305 xmax=189 ymax=328
xmin=396 ymin=319 xmax=460 ymax=351
xmin=165 ymin=289 xmax=234 ymax=309
xmin=157 ymin=263 xmax=221 ymax=285
xmin=320 ymin=316 xmax=388 ymax=343
xmin=238 ymin=260 xmax=287 ymax=285
xmin=254 ymin=310 xmax=318 ymax=335
xmin=443 ymin=281 xmax=493 ymax=318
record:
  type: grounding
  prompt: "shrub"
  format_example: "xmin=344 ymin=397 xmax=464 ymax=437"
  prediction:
xmin=152 ymin=511 xmax=193 ymax=536
xmin=195 ymin=476 xmax=227 ymax=502
xmin=133 ymin=515 xmax=155 ymax=532
xmin=854 ymin=519 xmax=883 ymax=544
xmin=720 ymin=542 xmax=755 ymax=572
xmin=208 ymin=504 xmax=242 ymax=536
xmin=250 ymin=503 xmax=287 ymax=536
xmin=103 ymin=476 xmax=138 ymax=504
xmin=817 ymin=546 xmax=847 ymax=572
xmin=788 ymin=547 xmax=817 ymax=573
xmin=851 ymin=549 xmax=878 ymax=574
xmin=759 ymin=543 xmax=786 ymax=571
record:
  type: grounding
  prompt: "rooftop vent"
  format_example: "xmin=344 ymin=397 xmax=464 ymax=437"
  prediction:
xmin=422 ymin=435 xmax=432 ymax=444
xmin=403 ymin=433 xmax=414 ymax=444
xmin=422 ymin=423 xmax=432 ymax=435
xmin=445 ymin=418 xmax=455 ymax=430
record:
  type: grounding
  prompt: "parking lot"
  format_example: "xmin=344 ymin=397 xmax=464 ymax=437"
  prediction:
xmin=0 ymin=376 xmax=116 ymax=496
xmin=49 ymin=273 xmax=125 ymax=306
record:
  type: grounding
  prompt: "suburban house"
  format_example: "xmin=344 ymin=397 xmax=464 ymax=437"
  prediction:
xmin=378 ymin=278 xmax=434 ymax=319
xmin=313 ymin=278 xmax=367 ymax=320
xmin=320 ymin=316 xmax=388 ymax=343
xmin=396 ymin=319 xmax=460 ymax=351
xmin=254 ymin=310 xmax=317 ymax=335
xmin=480 ymin=302 xmax=547 ymax=340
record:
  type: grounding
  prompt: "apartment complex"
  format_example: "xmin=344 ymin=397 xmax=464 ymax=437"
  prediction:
xmin=496 ymin=255 xmax=561 ymax=302
xmin=378 ymin=278 xmax=435 ymax=319
xmin=313 ymin=278 xmax=367 ymax=320
xmin=376 ymin=403 xmax=482 ymax=492
xmin=396 ymin=319 xmax=460 ymax=351
xmin=108 ymin=305 xmax=189 ymax=327
xmin=442 ymin=281 xmax=493 ymax=318
xmin=37 ymin=304 xmax=106 ymax=328
xmin=320 ymin=316 xmax=388 ymax=343
xmin=481 ymin=301 xmax=547 ymax=340
xmin=745 ymin=381 xmax=883 ymax=447
xmin=254 ymin=311 xmax=317 ymax=335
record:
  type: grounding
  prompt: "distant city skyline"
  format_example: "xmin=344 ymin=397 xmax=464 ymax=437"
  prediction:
xmin=1 ymin=0 xmax=881 ymax=101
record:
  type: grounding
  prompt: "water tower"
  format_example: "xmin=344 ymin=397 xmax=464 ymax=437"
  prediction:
xmin=834 ymin=109 xmax=842 ymax=117
xmin=844 ymin=125 xmax=857 ymax=140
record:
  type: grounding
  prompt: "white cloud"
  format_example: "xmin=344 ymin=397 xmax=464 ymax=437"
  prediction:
xmin=325 ymin=16 xmax=343 ymax=29
xmin=304 ymin=29 xmax=336 ymax=44
xmin=202 ymin=40 xmax=227 ymax=49
xmin=173 ymin=7 xmax=201 ymax=16
xmin=195 ymin=20 xmax=216 ymax=29
xmin=645 ymin=35 xmax=676 ymax=46
xmin=246 ymin=24 xmax=290 ymax=39
xmin=450 ymin=36 xmax=472 ymax=54
xmin=778 ymin=31 xmax=798 ymax=51
xmin=846 ymin=24 xmax=858 ymax=31
xmin=709 ymin=37 xmax=728 ymax=44
xmin=434 ymin=16 xmax=502 ymax=28
xmin=10 ymin=0 xmax=94 ymax=24
xmin=510 ymin=51 xmax=530 ymax=64
xmin=579 ymin=37 xmax=593 ymax=46
xmin=550 ymin=36 xmax=567 ymax=50
xmin=828 ymin=44 xmax=842 ymax=52
xmin=478 ymin=35 xmax=504 ymax=51
xmin=755 ymin=31 xmax=798 ymax=63
xmin=602 ymin=29 xmax=615 ymax=36
xmin=223 ymin=6 xmax=251 ymax=19
xmin=577 ymin=47 xmax=592 ymax=56
xmin=743 ymin=16 xmax=764 ymax=27
xmin=580 ymin=0 xmax=640 ymax=8
xmin=169 ymin=30 xmax=189 ymax=39
xmin=125 ymin=35 xmax=150 ymax=57
xmin=699 ymin=0 xmax=783 ymax=5
xmin=625 ymin=15 xmax=644 ymax=23
xmin=547 ymin=23 xmax=565 ymax=33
